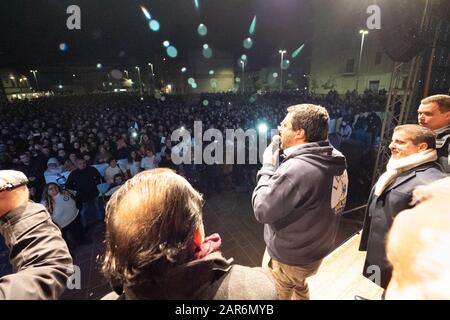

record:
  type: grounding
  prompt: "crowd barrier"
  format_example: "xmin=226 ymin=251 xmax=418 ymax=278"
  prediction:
xmin=44 ymin=160 xmax=129 ymax=197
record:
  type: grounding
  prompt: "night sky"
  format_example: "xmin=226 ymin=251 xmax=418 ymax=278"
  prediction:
xmin=0 ymin=0 xmax=311 ymax=70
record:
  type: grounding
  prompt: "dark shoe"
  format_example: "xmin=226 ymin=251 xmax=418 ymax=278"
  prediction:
xmin=354 ymin=295 xmax=369 ymax=300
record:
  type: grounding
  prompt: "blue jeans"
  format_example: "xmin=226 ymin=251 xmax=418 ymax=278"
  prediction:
xmin=79 ymin=198 xmax=103 ymax=228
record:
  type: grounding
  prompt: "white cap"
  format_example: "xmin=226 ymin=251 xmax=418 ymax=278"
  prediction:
xmin=0 ymin=170 xmax=28 ymax=191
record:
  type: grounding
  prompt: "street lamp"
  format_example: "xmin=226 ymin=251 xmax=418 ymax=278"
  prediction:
xmin=356 ymin=30 xmax=369 ymax=93
xmin=148 ymin=62 xmax=154 ymax=94
xmin=30 ymin=70 xmax=40 ymax=91
xmin=148 ymin=63 xmax=154 ymax=76
xmin=135 ymin=66 xmax=143 ymax=95
xmin=240 ymin=60 xmax=245 ymax=93
xmin=279 ymin=50 xmax=286 ymax=92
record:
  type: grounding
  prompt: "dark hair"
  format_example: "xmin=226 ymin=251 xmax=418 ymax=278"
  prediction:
xmin=42 ymin=183 xmax=75 ymax=214
xmin=394 ymin=124 xmax=436 ymax=149
xmin=421 ymin=94 xmax=450 ymax=113
xmin=102 ymin=169 xmax=203 ymax=290
xmin=287 ymin=104 xmax=329 ymax=142
xmin=127 ymin=150 xmax=141 ymax=163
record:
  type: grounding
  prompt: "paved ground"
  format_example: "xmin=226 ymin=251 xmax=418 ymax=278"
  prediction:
xmin=0 ymin=190 xmax=362 ymax=300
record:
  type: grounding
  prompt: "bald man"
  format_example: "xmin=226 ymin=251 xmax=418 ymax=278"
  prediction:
xmin=385 ymin=177 xmax=450 ymax=299
xmin=0 ymin=170 xmax=73 ymax=299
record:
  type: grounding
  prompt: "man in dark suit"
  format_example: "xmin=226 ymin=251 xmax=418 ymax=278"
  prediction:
xmin=417 ymin=94 xmax=450 ymax=173
xmin=359 ymin=124 xmax=447 ymax=289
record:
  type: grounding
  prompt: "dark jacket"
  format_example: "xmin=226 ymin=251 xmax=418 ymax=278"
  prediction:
xmin=102 ymin=252 xmax=278 ymax=300
xmin=436 ymin=125 xmax=450 ymax=174
xmin=359 ymin=161 xmax=447 ymax=288
xmin=65 ymin=166 xmax=102 ymax=202
xmin=252 ymin=141 xmax=348 ymax=266
xmin=0 ymin=201 xmax=73 ymax=299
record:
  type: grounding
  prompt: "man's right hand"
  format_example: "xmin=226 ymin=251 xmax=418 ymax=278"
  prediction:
xmin=262 ymin=135 xmax=281 ymax=168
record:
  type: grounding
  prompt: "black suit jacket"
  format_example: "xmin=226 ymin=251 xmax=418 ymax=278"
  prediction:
xmin=359 ymin=161 xmax=446 ymax=288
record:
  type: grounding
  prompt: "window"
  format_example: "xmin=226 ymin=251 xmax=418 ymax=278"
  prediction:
xmin=369 ymin=80 xmax=380 ymax=92
xmin=346 ymin=58 xmax=355 ymax=73
xmin=375 ymin=52 xmax=382 ymax=65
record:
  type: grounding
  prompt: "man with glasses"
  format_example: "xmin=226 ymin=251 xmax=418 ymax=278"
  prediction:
xmin=252 ymin=104 xmax=348 ymax=300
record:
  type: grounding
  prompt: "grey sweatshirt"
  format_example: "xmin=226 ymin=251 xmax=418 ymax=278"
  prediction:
xmin=252 ymin=141 xmax=348 ymax=266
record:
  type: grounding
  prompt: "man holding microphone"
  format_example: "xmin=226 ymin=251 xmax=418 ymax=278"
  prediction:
xmin=252 ymin=104 xmax=348 ymax=300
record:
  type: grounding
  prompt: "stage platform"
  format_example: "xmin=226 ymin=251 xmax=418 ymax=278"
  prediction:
xmin=308 ymin=232 xmax=384 ymax=300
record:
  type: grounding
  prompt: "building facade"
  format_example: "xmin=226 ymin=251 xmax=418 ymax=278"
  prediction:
xmin=309 ymin=0 xmax=407 ymax=95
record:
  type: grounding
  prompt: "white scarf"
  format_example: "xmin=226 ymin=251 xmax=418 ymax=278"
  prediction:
xmin=374 ymin=149 xmax=438 ymax=196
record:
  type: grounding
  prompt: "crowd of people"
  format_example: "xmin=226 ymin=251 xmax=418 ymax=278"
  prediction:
xmin=0 ymin=89 xmax=385 ymax=199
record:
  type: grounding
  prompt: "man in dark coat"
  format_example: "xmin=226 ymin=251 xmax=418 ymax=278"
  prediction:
xmin=360 ymin=124 xmax=447 ymax=289
xmin=0 ymin=170 xmax=73 ymax=299
xmin=65 ymin=158 xmax=103 ymax=228
xmin=418 ymin=94 xmax=450 ymax=173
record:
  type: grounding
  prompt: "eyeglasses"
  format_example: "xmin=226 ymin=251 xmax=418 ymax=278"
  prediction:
xmin=0 ymin=181 xmax=28 ymax=193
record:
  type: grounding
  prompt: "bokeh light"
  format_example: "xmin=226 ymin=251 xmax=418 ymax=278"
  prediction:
xmin=202 ymin=99 xmax=209 ymax=106
xmin=243 ymin=37 xmax=253 ymax=49
xmin=268 ymin=74 xmax=277 ymax=85
xmin=249 ymin=16 xmax=257 ymax=35
xmin=281 ymin=59 xmax=290 ymax=70
xmin=110 ymin=69 xmax=123 ymax=80
xmin=209 ymin=70 xmax=215 ymax=75
xmin=163 ymin=40 xmax=170 ymax=48
xmin=258 ymin=123 xmax=268 ymax=134
xmin=188 ymin=78 xmax=196 ymax=85
xmin=202 ymin=46 xmax=213 ymax=59
xmin=140 ymin=6 xmax=151 ymax=20
xmin=197 ymin=24 xmax=208 ymax=36
xmin=149 ymin=20 xmax=160 ymax=32
xmin=96 ymin=63 xmax=103 ymax=70
xmin=59 ymin=43 xmax=68 ymax=52
xmin=181 ymin=67 xmax=187 ymax=73
xmin=166 ymin=46 xmax=178 ymax=58
xmin=291 ymin=44 xmax=305 ymax=59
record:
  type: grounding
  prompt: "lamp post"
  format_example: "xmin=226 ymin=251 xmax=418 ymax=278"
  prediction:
xmin=148 ymin=62 xmax=154 ymax=76
xmin=30 ymin=70 xmax=40 ymax=91
xmin=240 ymin=60 xmax=245 ymax=93
xmin=279 ymin=50 xmax=286 ymax=92
xmin=135 ymin=66 xmax=142 ymax=95
xmin=356 ymin=30 xmax=369 ymax=93
xmin=148 ymin=62 xmax=154 ymax=94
